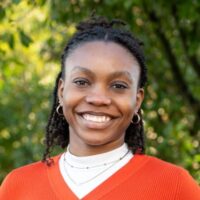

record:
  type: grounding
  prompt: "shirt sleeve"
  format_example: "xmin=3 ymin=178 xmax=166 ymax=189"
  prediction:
xmin=177 ymin=168 xmax=200 ymax=200
xmin=0 ymin=171 xmax=17 ymax=200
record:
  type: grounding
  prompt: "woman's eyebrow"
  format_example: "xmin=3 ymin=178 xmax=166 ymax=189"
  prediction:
xmin=71 ymin=66 xmax=95 ymax=77
xmin=71 ymin=66 xmax=133 ymax=83
xmin=109 ymin=71 xmax=133 ymax=83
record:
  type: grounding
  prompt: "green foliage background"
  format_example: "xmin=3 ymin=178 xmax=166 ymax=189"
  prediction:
xmin=0 ymin=0 xmax=200 ymax=183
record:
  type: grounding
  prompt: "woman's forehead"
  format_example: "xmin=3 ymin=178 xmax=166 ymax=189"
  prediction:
xmin=65 ymin=41 xmax=140 ymax=72
xmin=63 ymin=41 xmax=141 ymax=83
xmin=68 ymin=40 xmax=133 ymax=58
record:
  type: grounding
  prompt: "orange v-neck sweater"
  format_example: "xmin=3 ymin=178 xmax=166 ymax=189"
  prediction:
xmin=0 ymin=154 xmax=200 ymax=200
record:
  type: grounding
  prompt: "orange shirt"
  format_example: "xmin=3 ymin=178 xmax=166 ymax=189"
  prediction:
xmin=0 ymin=154 xmax=200 ymax=200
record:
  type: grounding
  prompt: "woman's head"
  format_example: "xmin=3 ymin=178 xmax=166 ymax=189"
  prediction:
xmin=43 ymin=17 xmax=147 ymax=161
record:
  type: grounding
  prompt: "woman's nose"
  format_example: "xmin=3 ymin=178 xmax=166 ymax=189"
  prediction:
xmin=85 ymin=93 xmax=111 ymax=106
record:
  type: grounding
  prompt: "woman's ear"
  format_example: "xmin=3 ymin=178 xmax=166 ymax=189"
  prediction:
xmin=57 ymin=78 xmax=64 ymax=105
xmin=135 ymin=88 xmax=144 ymax=112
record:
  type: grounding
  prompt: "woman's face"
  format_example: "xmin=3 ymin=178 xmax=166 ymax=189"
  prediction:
xmin=58 ymin=41 xmax=144 ymax=156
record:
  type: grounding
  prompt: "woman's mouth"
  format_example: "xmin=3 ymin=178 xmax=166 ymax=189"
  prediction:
xmin=76 ymin=112 xmax=116 ymax=129
xmin=82 ymin=114 xmax=111 ymax=123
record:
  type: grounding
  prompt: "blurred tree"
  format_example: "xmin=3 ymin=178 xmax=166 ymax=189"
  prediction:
xmin=0 ymin=0 xmax=199 ymax=183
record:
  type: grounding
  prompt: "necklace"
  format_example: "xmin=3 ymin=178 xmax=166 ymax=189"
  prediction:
xmin=63 ymin=149 xmax=130 ymax=186
xmin=64 ymin=150 xmax=129 ymax=169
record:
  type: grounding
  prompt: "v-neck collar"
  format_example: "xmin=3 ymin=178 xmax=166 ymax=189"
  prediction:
xmin=47 ymin=154 xmax=149 ymax=200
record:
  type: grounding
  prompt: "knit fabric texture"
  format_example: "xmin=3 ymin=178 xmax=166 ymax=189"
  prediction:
xmin=0 ymin=154 xmax=200 ymax=200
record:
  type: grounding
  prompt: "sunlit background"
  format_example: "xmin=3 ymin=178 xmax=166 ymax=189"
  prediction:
xmin=0 ymin=0 xmax=200 ymax=183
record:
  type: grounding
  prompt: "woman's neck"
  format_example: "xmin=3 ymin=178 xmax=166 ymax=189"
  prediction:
xmin=68 ymin=141 xmax=126 ymax=157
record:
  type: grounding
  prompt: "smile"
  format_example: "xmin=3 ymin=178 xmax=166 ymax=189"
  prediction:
xmin=82 ymin=114 xmax=111 ymax=123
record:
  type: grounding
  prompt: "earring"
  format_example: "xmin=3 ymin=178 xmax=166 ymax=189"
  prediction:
xmin=56 ymin=104 xmax=63 ymax=116
xmin=131 ymin=113 xmax=140 ymax=124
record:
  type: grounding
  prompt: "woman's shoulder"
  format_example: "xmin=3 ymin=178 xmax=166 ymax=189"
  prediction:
xmin=15 ymin=155 xmax=58 ymax=172
xmin=133 ymin=154 xmax=200 ymax=197
xmin=134 ymin=154 xmax=196 ymax=182
xmin=137 ymin=154 xmax=199 ymax=186
xmin=1 ymin=154 xmax=61 ymax=187
xmin=9 ymin=160 xmax=45 ymax=178
xmin=0 ymin=155 xmax=62 ymax=199
xmin=138 ymin=154 xmax=188 ymax=171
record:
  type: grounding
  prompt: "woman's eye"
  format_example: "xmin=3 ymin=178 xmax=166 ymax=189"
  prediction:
xmin=112 ymin=83 xmax=128 ymax=89
xmin=73 ymin=79 xmax=90 ymax=87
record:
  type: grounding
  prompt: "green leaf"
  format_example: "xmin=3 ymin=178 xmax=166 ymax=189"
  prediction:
xmin=19 ymin=29 xmax=33 ymax=47
xmin=1 ymin=33 xmax=15 ymax=49
xmin=0 ymin=7 xmax=6 ymax=21
xmin=8 ymin=34 xmax=15 ymax=49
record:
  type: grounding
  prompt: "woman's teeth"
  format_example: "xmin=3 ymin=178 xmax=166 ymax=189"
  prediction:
xmin=82 ymin=114 xmax=111 ymax=123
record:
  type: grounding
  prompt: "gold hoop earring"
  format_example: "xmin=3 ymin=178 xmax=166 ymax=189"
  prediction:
xmin=56 ymin=104 xmax=63 ymax=116
xmin=131 ymin=113 xmax=140 ymax=124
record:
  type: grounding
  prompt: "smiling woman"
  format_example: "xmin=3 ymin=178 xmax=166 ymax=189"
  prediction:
xmin=58 ymin=41 xmax=144 ymax=156
xmin=0 ymin=16 xmax=199 ymax=200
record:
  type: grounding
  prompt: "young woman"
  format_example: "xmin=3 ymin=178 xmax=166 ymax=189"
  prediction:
xmin=0 ymin=17 xmax=199 ymax=200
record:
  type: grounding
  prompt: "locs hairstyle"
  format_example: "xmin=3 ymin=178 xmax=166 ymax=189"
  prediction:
xmin=42 ymin=16 xmax=147 ymax=164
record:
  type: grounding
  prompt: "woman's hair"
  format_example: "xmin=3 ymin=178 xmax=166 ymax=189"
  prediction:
xmin=42 ymin=16 xmax=147 ymax=164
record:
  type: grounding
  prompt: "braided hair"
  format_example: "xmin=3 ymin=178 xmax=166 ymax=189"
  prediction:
xmin=42 ymin=16 xmax=147 ymax=164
